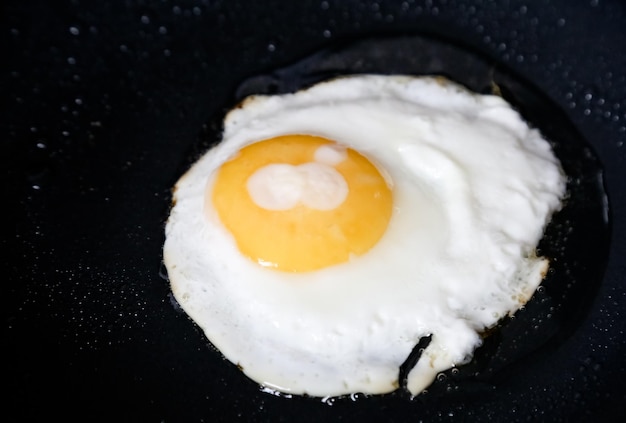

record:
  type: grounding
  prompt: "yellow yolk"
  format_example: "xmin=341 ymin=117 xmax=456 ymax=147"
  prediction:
xmin=209 ymin=135 xmax=393 ymax=272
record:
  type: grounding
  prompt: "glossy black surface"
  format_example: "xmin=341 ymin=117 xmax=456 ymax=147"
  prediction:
xmin=4 ymin=1 xmax=625 ymax=422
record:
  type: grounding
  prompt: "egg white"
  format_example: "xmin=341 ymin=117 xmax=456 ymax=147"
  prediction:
xmin=163 ymin=75 xmax=566 ymax=397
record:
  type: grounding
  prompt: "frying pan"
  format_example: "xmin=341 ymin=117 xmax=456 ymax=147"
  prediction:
xmin=4 ymin=0 xmax=625 ymax=421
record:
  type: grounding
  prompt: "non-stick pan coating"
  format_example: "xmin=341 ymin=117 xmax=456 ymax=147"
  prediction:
xmin=4 ymin=1 xmax=625 ymax=421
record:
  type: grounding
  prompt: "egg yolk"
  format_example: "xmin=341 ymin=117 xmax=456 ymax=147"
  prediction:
xmin=210 ymin=135 xmax=393 ymax=272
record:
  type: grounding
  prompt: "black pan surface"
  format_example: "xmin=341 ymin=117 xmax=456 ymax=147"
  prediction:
xmin=4 ymin=1 xmax=625 ymax=422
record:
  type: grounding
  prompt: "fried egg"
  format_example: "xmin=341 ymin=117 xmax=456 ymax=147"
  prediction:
xmin=163 ymin=74 xmax=566 ymax=397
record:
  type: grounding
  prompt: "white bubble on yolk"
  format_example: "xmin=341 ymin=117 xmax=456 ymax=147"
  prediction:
xmin=246 ymin=162 xmax=349 ymax=211
xmin=313 ymin=143 xmax=348 ymax=166
xmin=246 ymin=164 xmax=302 ymax=210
